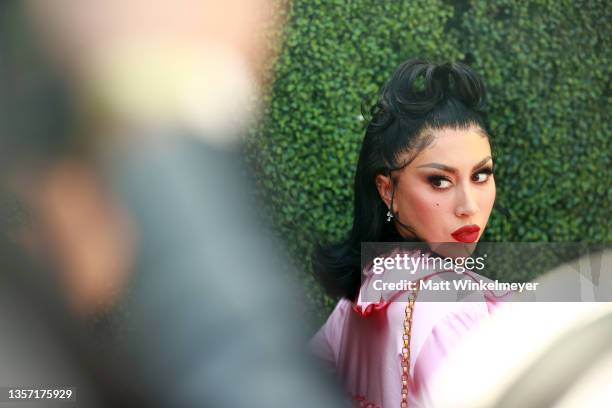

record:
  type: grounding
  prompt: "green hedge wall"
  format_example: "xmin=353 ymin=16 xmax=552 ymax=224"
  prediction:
xmin=247 ymin=0 xmax=611 ymax=325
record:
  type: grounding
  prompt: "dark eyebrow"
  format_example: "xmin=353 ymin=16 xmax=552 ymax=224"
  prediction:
xmin=416 ymin=156 xmax=492 ymax=174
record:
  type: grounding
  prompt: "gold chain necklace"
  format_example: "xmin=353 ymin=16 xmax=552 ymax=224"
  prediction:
xmin=400 ymin=284 xmax=419 ymax=408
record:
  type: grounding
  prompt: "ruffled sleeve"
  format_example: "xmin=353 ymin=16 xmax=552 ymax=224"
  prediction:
xmin=308 ymin=298 xmax=351 ymax=371
xmin=354 ymin=248 xmax=435 ymax=317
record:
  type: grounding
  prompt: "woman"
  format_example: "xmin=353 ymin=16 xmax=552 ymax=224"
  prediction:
xmin=310 ymin=59 xmax=509 ymax=407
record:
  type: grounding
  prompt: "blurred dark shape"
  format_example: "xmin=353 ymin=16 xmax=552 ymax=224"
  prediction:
xmin=107 ymin=133 xmax=345 ymax=407
xmin=0 ymin=1 xmax=345 ymax=406
xmin=0 ymin=231 xmax=138 ymax=407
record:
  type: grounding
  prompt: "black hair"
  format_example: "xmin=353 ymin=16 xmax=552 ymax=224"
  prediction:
xmin=313 ymin=58 xmax=491 ymax=300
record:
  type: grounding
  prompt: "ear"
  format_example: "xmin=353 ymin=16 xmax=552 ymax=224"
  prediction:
xmin=375 ymin=174 xmax=392 ymax=208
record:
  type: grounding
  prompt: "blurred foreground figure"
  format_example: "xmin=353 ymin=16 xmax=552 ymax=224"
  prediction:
xmin=1 ymin=0 xmax=344 ymax=406
xmin=429 ymin=248 xmax=612 ymax=408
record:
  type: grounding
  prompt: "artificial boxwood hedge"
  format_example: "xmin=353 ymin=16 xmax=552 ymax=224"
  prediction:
xmin=247 ymin=0 xmax=611 ymax=324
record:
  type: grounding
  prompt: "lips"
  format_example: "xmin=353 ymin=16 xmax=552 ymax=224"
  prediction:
xmin=451 ymin=224 xmax=481 ymax=243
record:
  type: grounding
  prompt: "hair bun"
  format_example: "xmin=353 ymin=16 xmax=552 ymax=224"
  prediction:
xmin=446 ymin=62 xmax=486 ymax=109
xmin=425 ymin=61 xmax=486 ymax=110
xmin=429 ymin=62 xmax=452 ymax=98
xmin=369 ymin=59 xmax=487 ymax=131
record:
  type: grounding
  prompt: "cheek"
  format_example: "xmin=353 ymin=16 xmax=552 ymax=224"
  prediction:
xmin=401 ymin=185 xmax=447 ymax=224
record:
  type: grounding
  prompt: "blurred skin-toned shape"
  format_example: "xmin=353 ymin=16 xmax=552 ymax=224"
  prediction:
xmin=21 ymin=0 xmax=284 ymax=316
xmin=26 ymin=0 xmax=277 ymax=81
xmin=26 ymin=0 xmax=282 ymax=143
xmin=33 ymin=161 xmax=135 ymax=317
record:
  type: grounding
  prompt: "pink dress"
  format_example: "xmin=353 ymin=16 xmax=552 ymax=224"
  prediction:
xmin=309 ymin=249 xmax=512 ymax=407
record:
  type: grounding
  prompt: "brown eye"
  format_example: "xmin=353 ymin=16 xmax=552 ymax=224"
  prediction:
xmin=472 ymin=167 xmax=493 ymax=183
xmin=428 ymin=176 xmax=452 ymax=189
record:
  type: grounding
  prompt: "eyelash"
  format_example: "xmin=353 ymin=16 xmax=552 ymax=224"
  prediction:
xmin=428 ymin=167 xmax=494 ymax=190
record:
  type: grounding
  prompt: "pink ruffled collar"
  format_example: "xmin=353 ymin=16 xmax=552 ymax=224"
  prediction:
xmin=353 ymin=248 xmax=513 ymax=317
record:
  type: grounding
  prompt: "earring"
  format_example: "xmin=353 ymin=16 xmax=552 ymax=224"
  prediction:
xmin=386 ymin=210 xmax=393 ymax=222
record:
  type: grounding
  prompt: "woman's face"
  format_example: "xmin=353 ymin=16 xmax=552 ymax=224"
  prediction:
xmin=376 ymin=125 xmax=496 ymax=244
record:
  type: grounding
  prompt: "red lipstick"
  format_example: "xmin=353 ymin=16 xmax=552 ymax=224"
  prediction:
xmin=451 ymin=224 xmax=480 ymax=243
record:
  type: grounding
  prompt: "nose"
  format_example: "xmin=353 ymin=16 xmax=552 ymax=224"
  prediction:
xmin=455 ymin=183 xmax=479 ymax=217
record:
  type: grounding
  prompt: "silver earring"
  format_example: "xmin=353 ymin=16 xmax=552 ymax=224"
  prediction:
xmin=386 ymin=210 xmax=393 ymax=222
